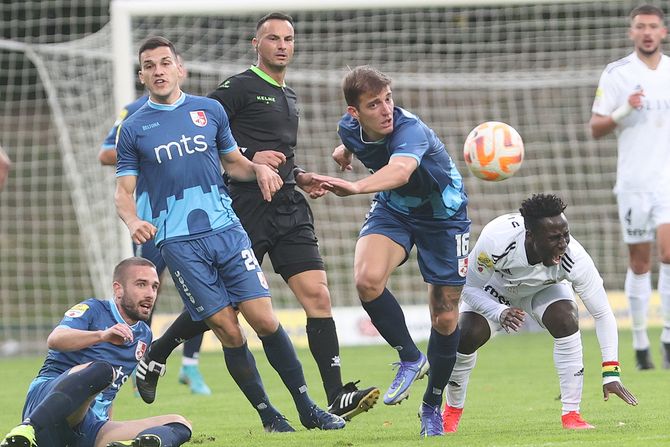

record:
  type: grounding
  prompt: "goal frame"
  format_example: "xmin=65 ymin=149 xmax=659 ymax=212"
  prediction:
xmin=109 ymin=0 xmax=599 ymax=112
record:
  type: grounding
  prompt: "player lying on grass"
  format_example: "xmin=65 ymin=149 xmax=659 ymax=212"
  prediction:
xmin=0 ymin=257 xmax=192 ymax=447
xmin=443 ymin=194 xmax=637 ymax=432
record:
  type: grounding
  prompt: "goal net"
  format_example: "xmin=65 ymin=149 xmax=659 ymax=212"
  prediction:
xmin=0 ymin=0 xmax=637 ymax=353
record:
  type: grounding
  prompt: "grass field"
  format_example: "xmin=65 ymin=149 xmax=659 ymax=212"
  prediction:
xmin=1 ymin=328 xmax=668 ymax=446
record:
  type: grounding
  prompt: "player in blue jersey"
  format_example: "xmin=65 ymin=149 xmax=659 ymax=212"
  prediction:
xmin=322 ymin=66 xmax=470 ymax=437
xmin=114 ymin=36 xmax=344 ymax=433
xmin=99 ymin=58 xmax=212 ymax=397
xmin=0 ymin=257 xmax=192 ymax=447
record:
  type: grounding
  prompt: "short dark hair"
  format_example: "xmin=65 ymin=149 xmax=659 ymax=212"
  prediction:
xmin=137 ymin=36 xmax=178 ymax=65
xmin=519 ymin=194 xmax=567 ymax=233
xmin=113 ymin=257 xmax=157 ymax=284
xmin=256 ymin=12 xmax=294 ymax=32
xmin=630 ymin=4 xmax=664 ymax=23
xmin=342 ymin=66 xmax=392 ymax=108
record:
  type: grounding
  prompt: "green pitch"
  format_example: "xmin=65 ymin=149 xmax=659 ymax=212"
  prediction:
xmin=1 ymin=328 xmax=668 ymax=446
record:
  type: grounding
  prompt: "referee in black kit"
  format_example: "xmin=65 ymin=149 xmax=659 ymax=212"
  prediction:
xmin=208 ymin=12 xmax=380 ymax=421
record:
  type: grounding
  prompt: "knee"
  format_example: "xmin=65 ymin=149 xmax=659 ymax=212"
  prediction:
xmin=630 ymin=260 xmax=651 ymax=275
xmin=89 ymin=361 xmax=116 ymax=384
xmin=354 ymin=272 xmax=385 ymax=300
xmin=206 ymin=317 xmax=245 ymax=347
xmin=457 ymin=313 xmax=490 ymax=354
xmin=659 ymin=249 xmax=670 ymax=265
xmin=299 ymin=284 xmax=332 ymax=316
xmin=169 ymin=414 xmax=192 ymax=431
xmin=542 ymin=301 xmax=579 ymax=338
xmin=251 ymin=315 xmax=280 ymax=337
xmin=429 ymin=286 xmax=461 ymax=329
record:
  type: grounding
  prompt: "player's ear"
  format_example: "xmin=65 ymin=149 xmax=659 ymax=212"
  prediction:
xmin=346 ymin=105 xmax=359 ymax=120
xmin=138 ymin=70 xmax=145 ymax=85
xmin=252 ymin=37 xmax=259 ymax=52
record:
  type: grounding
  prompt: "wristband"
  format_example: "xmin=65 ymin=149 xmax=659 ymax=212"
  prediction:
xmin=611 ymin=103 xmax=634 ymax=123
xmin=602 ymin=361 xmax=620 ymax=378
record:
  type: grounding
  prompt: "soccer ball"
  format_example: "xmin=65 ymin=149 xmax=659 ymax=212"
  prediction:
xmin=463 ymin=121 xmax=524 ymax=181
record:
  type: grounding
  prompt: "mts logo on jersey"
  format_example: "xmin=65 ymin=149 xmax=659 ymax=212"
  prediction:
xmin=154 ymin=134 xmax=207 ymax=164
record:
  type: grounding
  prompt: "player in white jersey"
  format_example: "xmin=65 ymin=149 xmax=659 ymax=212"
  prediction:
xmin=590 ymin=4 xmax=670 ymax=370
xmin=442 ymin=194 xmax=637 ymax=432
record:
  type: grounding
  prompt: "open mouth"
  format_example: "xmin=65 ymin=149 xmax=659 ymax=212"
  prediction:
xmin=139 ymin=302 xmax=153 ymax=312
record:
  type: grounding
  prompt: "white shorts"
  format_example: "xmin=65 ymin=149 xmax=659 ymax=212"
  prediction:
xmin=616 ymin=191 xmax=670 ymax=244
xmin=460 ymin=283 xmax=575 ymax=330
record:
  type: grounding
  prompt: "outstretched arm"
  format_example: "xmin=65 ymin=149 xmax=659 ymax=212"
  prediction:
xmin=325 ymin=155 xmax=417 ymax=197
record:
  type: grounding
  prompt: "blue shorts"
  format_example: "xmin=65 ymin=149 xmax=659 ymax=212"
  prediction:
xmin=160 ymin=224 xmax=271 ymax=321
xmin=360 ymin=201 xmax=471 ymax=286
xmin=133 ymin=238 xmax=167 ymax=276
xmin=23 ymin=374 xmax=106 ymax=447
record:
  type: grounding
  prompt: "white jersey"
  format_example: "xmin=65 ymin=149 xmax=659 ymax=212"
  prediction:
xmin=592 ymin=52 xmax=670 ymax=193
xmin=463 ymin=213 xmax=619 ymax=365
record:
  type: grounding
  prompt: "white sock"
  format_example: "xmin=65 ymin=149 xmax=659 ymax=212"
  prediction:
xmin=658 ymin=264 xmax=670 ymax=344
xmin=445 ymin=352 xmax=477 ymax=409
xmin=625 ymin=268 xmax=652 ymax=350
xmin=554 ymin=331 xmax=583 ymax=415
xmin=181 ymin=356 xmax=199 ymax=367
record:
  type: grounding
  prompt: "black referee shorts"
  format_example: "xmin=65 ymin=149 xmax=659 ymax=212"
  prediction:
xmin=230 ymin=185 xmax=325 ymax=281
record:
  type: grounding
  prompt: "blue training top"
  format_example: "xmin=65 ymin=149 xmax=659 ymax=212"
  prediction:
xmin=100 ymin=95 xmax=149 ymax=151
xmin=32 ymin=298 xmax=152 ymax=421
xmin=338 ymin=106 xmax=467 ymax=219
xmin=116 ymin=92 xmax=240 ymax=245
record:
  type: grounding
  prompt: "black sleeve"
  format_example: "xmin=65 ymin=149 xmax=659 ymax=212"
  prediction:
xmin=208 ymin=77 xmax=246 ymax=120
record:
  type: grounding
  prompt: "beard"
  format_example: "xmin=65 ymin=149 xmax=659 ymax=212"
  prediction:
xmin=638 ymin=44 xmax=659 ymax=57
xmin=120 ymin=297 xmax=151 ymax=322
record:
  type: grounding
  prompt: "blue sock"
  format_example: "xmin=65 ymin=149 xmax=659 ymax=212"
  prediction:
xmin=259 ymin=325 xmax=314 ymax=415
xmin=151 ymin=310 xmax=209 ymax=363
xmin=183 ymin=333 xmax=203 ymax=359
xmin=362 ymin=288 xmax=421 ymax=362
xmin=137 ymin=422 xmax=191 ymax=447
xmin=422 ymin=326 xmax=460 ymax=407
xmin=223 ymin=343 xmax=279 ymax=424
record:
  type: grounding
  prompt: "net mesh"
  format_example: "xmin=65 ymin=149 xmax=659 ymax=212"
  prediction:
xmin=0 ymin=0 xmax=641 ymax=353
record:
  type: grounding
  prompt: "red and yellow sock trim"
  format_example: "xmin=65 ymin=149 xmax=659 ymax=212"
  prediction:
xmin=602 ymin=361 xmax=620 ymax=378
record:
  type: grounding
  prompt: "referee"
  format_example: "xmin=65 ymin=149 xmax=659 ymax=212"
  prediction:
xmin=208 ymin=12 xmax=379 ymax=420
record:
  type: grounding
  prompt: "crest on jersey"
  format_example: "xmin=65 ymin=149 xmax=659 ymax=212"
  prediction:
xmin=477 ymin=252 xmax=493 ymax=271
xmin=64 ymin=303 xmax=89 ymax=318
xmin=189 ymin=110 xmax=207 ymax=127
xmin=458 ymin=257 xmax=468 ymax=277
xmin=135 ymin=340 xmax=147 ymax=361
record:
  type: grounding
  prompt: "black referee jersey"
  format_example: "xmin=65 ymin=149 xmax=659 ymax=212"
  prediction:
xmin=209 ymin=66 xmax=299 ymax=187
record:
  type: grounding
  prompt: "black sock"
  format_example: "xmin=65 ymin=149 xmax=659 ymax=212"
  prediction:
xmin=137 ymin=422 xmax=192 ymax=447
xmin=150 ymin=310 xmax=209 ymax=363
xmin=223 ymin=343 xmax=279 ymax=424
xmin=361 ymin=288 xmax=420 ymax=362
xmin=259 ymin=325 xmax=314 ymax=415
xmin=182 ymin=333 xmax=203 ymax=360
xmin=26 ymin=361 xmax=114 ymax=430
xmin=306 ymin=317 xmax=343 ymax=404
xmin=422 ymin=326 xmax=460 ymax=407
